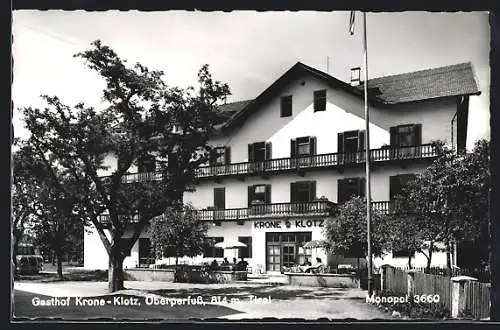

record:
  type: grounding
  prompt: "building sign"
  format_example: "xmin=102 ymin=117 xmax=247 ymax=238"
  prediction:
xmin=253 ymin=219 xmax=324 ymax=229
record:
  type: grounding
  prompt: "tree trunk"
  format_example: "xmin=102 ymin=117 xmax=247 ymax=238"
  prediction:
xmin=446 ymin=239 xmax=452 ymax=273
xmin=108 ymin=253 xmax=125 ymax=293
xmin=12 ymin=230 xmax=22 ymax=269
xmin=426 ymin=242 xmax=434 ymax=273
xmin=56 ymin=251 xmax=64 ymax=279
xmin=356 ymin=257 xmax=360 ymax=279
xmin=52 ymin=251 xmax=56 ymax=266
xmin=408 ymin=255 xmax=412 ymax=269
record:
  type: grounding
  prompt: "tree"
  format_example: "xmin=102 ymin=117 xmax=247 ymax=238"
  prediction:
xmin=19 ymin=40 xmax=229 ymax=292
xmin=323 ymin=196 xmax=390 ymax=273
xmin=386 ymin=140 xmax=490 ymax=272
xmin=13 ymin=141 xmax=87 ymax=278
xmin=148 ymin=203 xmax=209 ymax=266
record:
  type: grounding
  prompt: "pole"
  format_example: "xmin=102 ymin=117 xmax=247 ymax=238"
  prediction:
xmin=363 ymin=12 xmax=374 ymax=296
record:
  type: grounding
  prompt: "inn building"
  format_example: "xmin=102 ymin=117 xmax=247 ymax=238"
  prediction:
xmin=84 ymin=62 xmax=481 ymax=273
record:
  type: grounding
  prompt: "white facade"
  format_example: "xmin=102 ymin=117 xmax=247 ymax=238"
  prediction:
xmin=84 ymin=63 xmax=473 ymax=272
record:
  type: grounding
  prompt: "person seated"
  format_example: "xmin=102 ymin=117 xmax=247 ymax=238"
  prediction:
xmin=232 ymin=257 xmax=238 ymax=265
xmin=210 ymin=259 xmax=218 ymax=271
xmin=222 ymin=257 xmax=229 ymax=265
xmin=309 ymin=257 xmax=325 ymax=274
xmin=237 ymin=257 xmax=248 ymax=271
xmin=301 ymin=257 xmax=312 ymax=267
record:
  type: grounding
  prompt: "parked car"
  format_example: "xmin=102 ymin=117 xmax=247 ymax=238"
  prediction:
xmin=16 ymin=255 xmax=43 ymax=275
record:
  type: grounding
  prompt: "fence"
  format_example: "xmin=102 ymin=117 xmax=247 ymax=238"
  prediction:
xmin=383 ymin=266 xmax=408 ymax=293
xmin=380 ymin=265 xmax=491 ymax=319
xmin=412 ymin=271 xmax=453 ymax=311
xmin=465 ymin=281 xmax=491 ymax=319
xmin=392 ymin=266 xmax=491 ymax=283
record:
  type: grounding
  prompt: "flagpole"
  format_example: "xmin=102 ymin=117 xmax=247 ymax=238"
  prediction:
xmin=362 ymin=11 xmax=374 ymax=297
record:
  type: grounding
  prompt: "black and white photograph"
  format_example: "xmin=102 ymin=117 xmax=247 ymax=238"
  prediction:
xmin=11 ymin=9 xmax=493 ymax=321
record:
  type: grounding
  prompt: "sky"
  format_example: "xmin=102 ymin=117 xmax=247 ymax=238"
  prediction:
xmin=12 ymin=11 xmax=490 ymax=149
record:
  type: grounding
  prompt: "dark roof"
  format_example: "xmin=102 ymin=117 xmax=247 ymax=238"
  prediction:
xmin=220 ymin=61 xmax=481 ymax=131
xmin=217 ymin=100 xmax=253 ymax=117
xmin=355 ymin=62 xmax=481 ymax=104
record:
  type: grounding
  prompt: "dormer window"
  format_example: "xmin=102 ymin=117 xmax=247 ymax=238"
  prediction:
xmin=313 ymin=89 xmax=327 ymax=112
xmin=280 ymin=95 xmax=292 ymax=117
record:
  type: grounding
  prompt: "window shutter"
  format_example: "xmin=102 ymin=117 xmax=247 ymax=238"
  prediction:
xmin=309 ymin=136 xmax=317 ymax=155
xmin=248 ymin=185 xmax=254 ymax=207
xmin=214 ymin=188 xmax=225 ymax=209
xmin=359 ymin=178 xmax=366 ymax=198
xmin=265 ymin=184 xmax=271 ymax=204
xmin=224 ymin=146 xmax=231 ymax=165
xmin=265 ymin=142 xmax=272 ymax=160
xmin=290 ymin=182 xmax=298 ymax=203
xmin=309 ymin=181 xmax=316 ymax=201
xmin=337 ymin=133 xmax=344 ymax=153
xmin=390 ymin=127 xmax=398 ymax=147
xmin=389 ymin=176 xmax=400 ymax=200
xmin=209 ymin=149 xmax=217 ymax=166
xmin=414 ymin=124 xmax=422 ymax=146
xmin=337 ymin=179 xmax=345 ymax=203
xmin=291 ymin=139 xmax=297 ymax=158
xmin=248 ymin=144 xmax=254 ymax=162
xmin=358 ymin=130 xmax=365 ymax=151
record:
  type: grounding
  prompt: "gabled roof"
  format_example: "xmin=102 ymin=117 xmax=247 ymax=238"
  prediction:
xmin=355 ymin=62 xmax=481 ymax=104
xmin=219 ymin=61 xmax=481 ymax=131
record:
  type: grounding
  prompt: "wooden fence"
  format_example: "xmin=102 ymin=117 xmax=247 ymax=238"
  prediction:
xmin=465 ymin=281 xmax=491 ymax=319
xmin=412 ymin=271 xmax=453 ymax=311
xmin=381 ymin=266 xmax=491 ymax=319
xmin=384 ymin=266 xmax=408 ymax=293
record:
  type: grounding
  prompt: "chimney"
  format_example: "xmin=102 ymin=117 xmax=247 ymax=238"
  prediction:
xmin=350 ymin=67 xmax=361 ymax=86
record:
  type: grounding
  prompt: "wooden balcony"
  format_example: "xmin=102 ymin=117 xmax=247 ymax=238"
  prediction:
xmin=196 ymin=143 xmax=437 ymax=179
xmin=101 ymin=144 xmax=437 ymax=184
xmin=196 ymin=200 xmax=336 ymax=221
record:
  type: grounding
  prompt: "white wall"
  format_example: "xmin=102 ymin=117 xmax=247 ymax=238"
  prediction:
xmin=210 ymin=73 xmax=457 ymax=162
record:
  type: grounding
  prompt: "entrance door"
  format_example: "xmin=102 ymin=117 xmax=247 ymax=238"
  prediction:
xmin=282 ymin=244 xmax=296 ymax=268
xmin=267 ymin=245 xmax=281 ymax=272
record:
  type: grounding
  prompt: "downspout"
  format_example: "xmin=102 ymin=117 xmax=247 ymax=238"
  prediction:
xmin=451 ymin=110 xmax=457 ymax=150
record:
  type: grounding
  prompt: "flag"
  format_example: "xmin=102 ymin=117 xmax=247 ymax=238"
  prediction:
xmin=349 ymin=11 xmax=356 ymax=35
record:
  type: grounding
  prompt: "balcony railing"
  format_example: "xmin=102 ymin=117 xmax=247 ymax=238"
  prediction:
xmin=196 ymin=143 xmax=437 ymax=179
xmin=101 ymin=144 xmax=437 ymax=183
xmin=96 ymin=201 xmax=393 ymax=226
xmin=196 ymin=200 xmax=336 ymax=221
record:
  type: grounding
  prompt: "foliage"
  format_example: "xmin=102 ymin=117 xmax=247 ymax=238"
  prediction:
xmin=323 ymin=196 xmax=390 ymax=258
xmin=18 ymin=40 xmax=230 ymax=291
xmin=384 ymin=140 xmax=490 ymax=269
xmin=148 ymin=203 xmax=209 ymax=264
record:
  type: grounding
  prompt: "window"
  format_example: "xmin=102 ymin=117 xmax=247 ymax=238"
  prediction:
xmin=209 ymin=147 xmax=231 ymax=166
xmin=313 ymin=89 xmax=327 ymax=112
xmin=238 ymin=236 xmax=252 ymax=258
xmin=138 ymin=154 xmax=156 ymax=172
xmin=213 ymin=187 xmax=226 ymax=209
xmin=389 ymin=174 xmax=417 ymax=201
xmin=337 ymin=177 xmax=365 ymax=203
xmin=337 ymin=130 xmax=365 ymax=153
xmin=248 ymin=184 xmax=271 ymax=206
xmin=390 ymin=124 xmax=422 ymax=147
xmin=290 ymin=136 xmax=317 ymax=157
xmin=204 ymin=237 xmax=224 ymax=258
xmin=280 ymin=95 xmax=292 ymax=117
xmin=248 ymin=142 xmax=272 ymax=162
xmin=290 ymin=181 xmax=316 ymax=203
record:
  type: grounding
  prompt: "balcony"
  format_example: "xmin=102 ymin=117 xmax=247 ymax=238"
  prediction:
xmin=196 ymin=200 xmax=336 ymax=221
xmin=101 ymin=144 xmax=437 ymax=184
xmin=196 ymin=143 xmax=438 ymax=179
